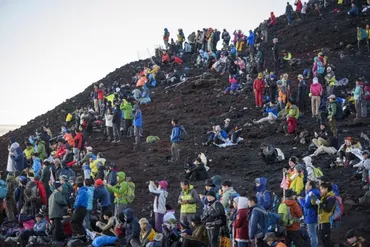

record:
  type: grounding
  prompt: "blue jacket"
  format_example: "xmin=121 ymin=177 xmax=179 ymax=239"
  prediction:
xmin=73 ymin=186 xmax=88 ymax=209
xmin=255 ymin=177 xmax=271 ymax=210
xmin=86 ymin=186 xmax=94 ymax=211
xmin=247 ymin=31 xmax=255 ymax=45
xmin=134 ymin=109 xmax=142 ymax=127
xmin=219 ymin=130 xmax=228 ymax=139
xmin=348 ymin=6 xmax=359 ymax=16
xmin=33 ymin=218 xmax=48 ymax=232
xmin=299 ymin=188 xmax=320 ymax=224
xmin=32 ymin=157 xmax=42 ymax=176
xmin=170 ymin=125 xmax=181 ymax=143
xmin=265 ymin=106 xmax=278 ymax=116
xmin=248 ymin=204 xmax=266 ymax=239
xmin=94 ymin=185 xmax=111 ymax=207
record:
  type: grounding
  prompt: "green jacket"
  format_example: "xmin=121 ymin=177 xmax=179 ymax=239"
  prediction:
xmin=120 ymin=101 xmax=133 ymax=120
xmin=178 ymin=185 xmax=199 ymax=214
xmin=324 ymin=71 xmax=336 ymax=87
xmin=288 ymin=105 xmax=300 ymax=119
xmin=61 ymin=182 xmax=73 ymax=202
xmin=327 ymin=100 xmax=337 ymax=119
xmin=357 ymin=28 xmax=368 ymax=41
xmin=221 ymin=187 xmax=237 ymax=208
xmin=36 ymin=141 xmax=47 ymax=161
xmin=107 ymin=172 xmax=129 ymax=204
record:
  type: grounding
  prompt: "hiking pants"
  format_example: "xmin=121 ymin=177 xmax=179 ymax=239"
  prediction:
xmin=307 ymin=223 xmax=319 ymax=247
xmin=124 ymin=119 xmax=133 ymax=136
xmin=287 ymin=13 xmax=292 ymax=24
xmin=171 ymin=142 xmax=180 ymax=162
xmin=114 ymin=203 xmax=127 ymax=217
xmin=311 ymin=96 xmax=321 ymax=116
xmin=83 ymin=209 xmax=92 ymax=230
xmin=355 ymin=100 xmax=361 ymax=118
xmin=155 ymin=212 xmax=164 ymax=233
xmin=256 ymin=112 xmax=277 ymax=124
xmin=254 ymin=90 xmax=263 ymax=107
xmin=312 ymin=137 xmax=328 ymax=148
xmin=320 ymin=223 xmax=331 ymax=247
xmin=134 ymin=126 xmax=142 ymax=144
xmin=236 ymin=241 xmax=249 ymax=247
xmin=71 ymin=206 xmax=87 ymax=236
xmin=326 ymin=85 xmax=334 ymax=97
xmin=328 ymin=118 xmax=337 ymax=136
xmin=207 ymin=227 xmax=220 ymax=247
xmin=286 ymin=230 xmax=306 ymax=247
xmin=180 ymin=213 xmax=195 ymax=227
xmin=313 ymin=146 xmax=337 ymax=156
xmin=106 ymin=126 xmax=113 ymax=140
xmin=339 ymin=151 xmax=356 ymax=163
xmin=361 ymin=100 xmax=368 ymax=117
xmin=113 ymin=124 xmax=120 ymax=142
xmin=51 ymin=218 xmax=65 ymax=242
xmin=5 ymin=198 xmax=16 ymax=221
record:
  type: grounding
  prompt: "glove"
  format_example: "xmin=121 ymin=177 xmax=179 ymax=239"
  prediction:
xmin=308 ymin=191 xmax=313 ymax=197
xmin=309 ymin=93 xmax=312 ymax=97
xmin=316 ymin=199 xmax=321 ymax=205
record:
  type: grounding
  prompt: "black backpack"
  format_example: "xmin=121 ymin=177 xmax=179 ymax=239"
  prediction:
xmin=229 ymin=62 xmax=238 ymax=75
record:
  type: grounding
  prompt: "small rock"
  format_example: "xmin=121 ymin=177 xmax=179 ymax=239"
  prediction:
xmin=346 ymin=44 xmax=353 ymax=49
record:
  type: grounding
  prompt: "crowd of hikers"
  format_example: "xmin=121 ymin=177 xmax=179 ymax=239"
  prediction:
xmin=2 ymin=0 xmax=370 ymax=247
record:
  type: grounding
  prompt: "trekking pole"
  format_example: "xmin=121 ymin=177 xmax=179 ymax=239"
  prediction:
xmin=147 ymin=48 xmax=158 ymax=66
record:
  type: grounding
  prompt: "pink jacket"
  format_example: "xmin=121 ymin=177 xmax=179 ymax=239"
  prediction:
xmin=310 ymin=82 xmax=322 ymax=96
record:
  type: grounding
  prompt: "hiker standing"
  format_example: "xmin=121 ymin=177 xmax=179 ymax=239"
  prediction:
xmin=71 ymin=177 xmax=88 ymax=239
xmin=178 ymin=179 xmax=201 ymax=224
xmin=5 ymin=173 xmax=17 ymax=221
xmin=148 ymin=180 xmax=168 ymax=233
xmin=49 ymin=181 xmax=67 ymax=243
xmin=327 ymin=94 xmax=338 ymax=136
xmin=248 ymin=196 xmax=266 ymax=247
xmin=170 ymin=119 xmax=181 ymax=163
xmin=133 ymin=104 xmax=143 ymax=145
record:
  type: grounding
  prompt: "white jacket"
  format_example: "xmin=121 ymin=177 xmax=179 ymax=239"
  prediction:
xmin=353 ymin=158 xmax=370 ymax=170
xmin=105 ymin=114 xmax=113 ymax=127
xmin=149 ymin=183 xmax=168 ymax=214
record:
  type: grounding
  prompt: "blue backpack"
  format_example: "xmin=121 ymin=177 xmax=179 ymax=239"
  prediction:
xmin=0 ymin=180 xmax=8 ymax=199
xmin=254 ymin=207 xmax=283 ymax=235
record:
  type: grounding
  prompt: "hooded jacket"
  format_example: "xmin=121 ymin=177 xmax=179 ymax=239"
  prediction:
xmin=325 ymin=71 xmax=336 ymax=87
xmin=310 ymin=81 xmax=323 ymax=96
xmin=221 ymin=186 xmax=237 ymax=208
xmin=32 ymin=157 xmax=42 ymax=177
xmin=353 ymin=158 xmax=370 ymax=170
xmin=302 ymin=156 xmax=320 ymax=182
xmin=201 ymin=199 xmax=225 ymax=227
xmin=86 ymin=186 xmax=94 ymax=211
xmin=48 ymin=190 xmax=68 ymax=219
xmin=74 ymin=132 xmax=84 ymax=150
xmin=163 ymin=28 xmax=170 ymax=41
xmin=61 ymin=181 xmax=73 ymax=203
xmin=95 ymin=185 xmax=111 ymax=207
xmin=178 ymin=185 xmax=200 ymax=214
xmin=314 ymin=191 xmax=336 ymax=224
xmin=124 ymin=208 xmax=140 ymax=243
xmin=299 ymin=188 xmax=320 ymax=224
xmin=73 ymin=186 xmax=88 ymax=208
xmin=253 ymin=78 xmax=265 ymax=92
xmin=255 ymin=177 xmax=271 ymax=210
xmin=287 ymin=104 xmax=300 ymax=120
xmin=23 ymin=146 xmax=34 ymax=160
xmin=247 ymin=31 xmax=255 ymax=45
xmin=133 ymin=106 xmax=142 ymax=127
xmin=284 ymin=199 xmax=303 ymax=231
xmin=234 ymin=197 xmax=249 ymax=241
xmin=149 ymin=183 xmax=168 ymax=214
xmin=107 ymin=171 xmax=131 ymax=204
xmin=8 ymin=141 xmax=25 ymax=172
xmin=90 ymin=158 xmax=106 ymax=178
xmin=33 ymin=218 xmax=48 ymax=232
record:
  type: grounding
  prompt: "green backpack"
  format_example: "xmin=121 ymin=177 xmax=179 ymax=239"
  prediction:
xmin=278 ymin=203 xmax=294 ymax=227
xmin=126 ymin=181 xmax=136 ymax=204
xmin=313 ymin=167 xmax=324 ymax=178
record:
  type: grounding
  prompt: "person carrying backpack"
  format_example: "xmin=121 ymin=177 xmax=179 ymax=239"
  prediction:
xmin=313 ymin=182 xmax=336 ymax=247
xmin=255 ymin=177 xmax=272 ymax=210
xmin=248 ymin=196 xmax=266 ymax=247
xmin=280 ymin=189 xmax=305 ymax=246
xmin=106 ymin=171 xmax=135 ymax=217
xmin=298 ymin=181 xmax=320 ymax=247
xmin=170 ymin=118 xmax=182 ymax=163
xmin=353 ymin=79 xmax=364 ymax=121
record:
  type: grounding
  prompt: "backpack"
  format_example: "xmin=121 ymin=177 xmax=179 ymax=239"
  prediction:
xmin=254 ymin=207 xmax=282 ymax=235
xmin=329 ymin=195 xmax=344 ymax=223
xmin=278 ymin=203 xmax=296 ymax=227
xmin=0 ymin=180 xmax=8 ymax=199
xmin=317 ymin=62 xmax=325 ymax=74
xmin=334 ymin=101 xmax=343 ymax=120
xmin=179 ymin=126 xmax=188 ymax=140
xmin=270 ymin=192 xmax=280 ymax=213
xmin=313 ymin=167 xmax=324 ymax=179
xmin=126 ymin=181 xmax=136 ymax=204
xmin=229 ymin=62 xmax=238 ymax=75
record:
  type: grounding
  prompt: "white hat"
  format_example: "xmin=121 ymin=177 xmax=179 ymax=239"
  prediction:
xmin=86 ymin=146 xmax=93 ymax=151
xmin=328 ymin=94 xmax=336 ymax=99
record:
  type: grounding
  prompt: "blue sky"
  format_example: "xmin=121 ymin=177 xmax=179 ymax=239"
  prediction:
xmin=0 ymin=0 xmax=289 ymax=126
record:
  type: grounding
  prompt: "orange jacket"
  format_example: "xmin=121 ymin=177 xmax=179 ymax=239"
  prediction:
xmin=63 ymin=133 xmax=75 ymax=148
xmin=284 ymin=199 xmax=303 ymax=231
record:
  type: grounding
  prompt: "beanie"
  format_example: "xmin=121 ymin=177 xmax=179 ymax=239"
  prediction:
xmin=54 ymin=181 xmax=62 ymax=190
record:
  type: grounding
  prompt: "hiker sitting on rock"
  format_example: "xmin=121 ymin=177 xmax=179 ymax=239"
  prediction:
xmin=284 ymin=114 xmax=297 ymax=135
xmin=203 ymin=125 xmax=228 ymax=146
xmin=337 ymin=136 xmax=362 ymax=167
xmin=310 ymin=123 xmax=338 ymax=156
xmin=254 ymin=102 xmax=278 ymax=124
xmin=353 ymin=150 xmax=370 ymax=190
xmin=348 ymin=3 xmax=359 ymax=17
xmin=185 ymin=157 xmax=209 ymax=181
xmin=224 ymin=75 xmax=239 ymax=95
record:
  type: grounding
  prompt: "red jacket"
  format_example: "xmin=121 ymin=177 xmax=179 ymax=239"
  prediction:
xmin=233 ymin=208 xmax=249 ymax=241
xmin=284 ymin=199 xmax=303 ymax=231
xmin=295 ymin=0 xmax=302 ymax=11
xmin=173 ymin=56 xmax=183 ymax=64
xmin=74 ymin=132 xmax=84 ymax=150
xmin=310 ymin=82 xmax=323 ymax=96
xmin=35 ymin=180 xmax=47 ymax=206
xmin=55 ymin=145 xmax=66 ymax=159
xmin=97 ymin=89 xmax=105 ymax=100
xmin=270 ymin=13 xmax=277 ymax=25
xmin=287 ymin=117 xmax=297 ymax=134
xmin=253 ymin=78 xmax=265 ymax=91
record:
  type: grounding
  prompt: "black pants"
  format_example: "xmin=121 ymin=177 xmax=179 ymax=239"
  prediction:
xmin=124 ymin=119 xmax=133 ymax=136
xmin=320 ymin=223 xmax=331 ymax=247
xmin=339 ymin=151 xmax=356 ymax=163
xmin=182 ymin=238 xmax=204 ymax=247
xmin=286 ymin=230 xmax=307 ymax=247
xmin=207 ymin=227 xmax=220 ymax=247
xmin=52 ymin=218 xmax=65 ymax=242
xmin=71 ymin=206 xmax=87 ymax=236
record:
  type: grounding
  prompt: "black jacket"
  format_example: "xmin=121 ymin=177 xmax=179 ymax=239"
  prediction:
xmin=201 ymin=201 xmax=225 ymax=226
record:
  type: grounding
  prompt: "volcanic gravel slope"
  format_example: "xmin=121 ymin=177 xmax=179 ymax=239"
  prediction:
xmin=1 ymin=3 xmax=370 ymax=244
